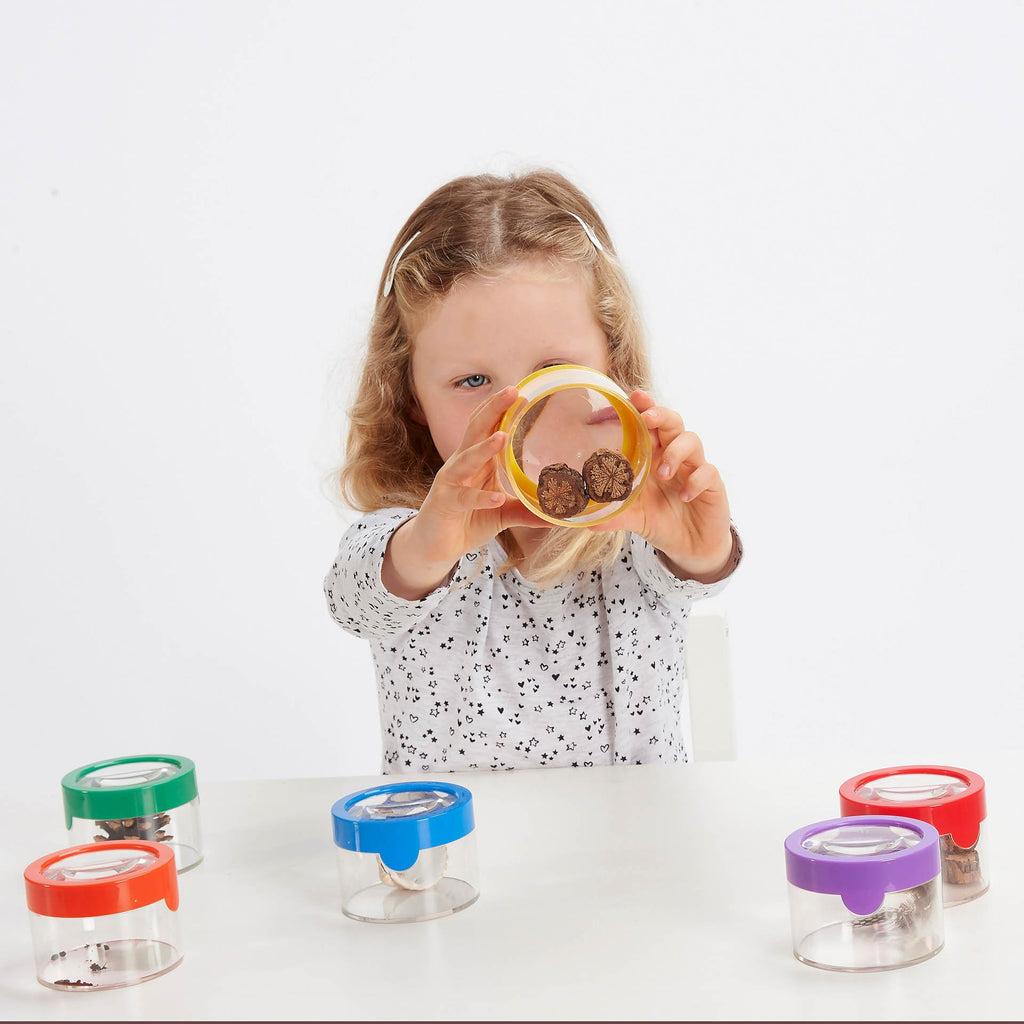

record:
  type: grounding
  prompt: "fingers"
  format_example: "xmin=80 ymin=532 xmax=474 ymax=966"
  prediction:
xmin=443 ymin=484 xmax=507 ymax=512
xmin=657 ymin=441 xmax=720 ymax=502
xmin=461 ymin=385 xmax=520 ymax=447
xmin=497 ymin=499 xmax=550 ymax=531
xmin=639 ymin=400 xmax=686 ymax=441
xmin=636 ymin=399 xmax=703 ymax=481
xmin=439 ymin=429 xmax=507 ymax=489
xmin=629 ymin=389 xmax=657 ymax=414
xmin=655 ymin=429 xmax=706 ymax=481
xmin=677 ymin=461 xmax=722 ymax=503
xmin=431 ymin=385 xmax=520 ymax=496
xmin=422 ymin=388 xmax=522 ymax=527
xmin=635 ymin=395 xmax=688 ymax=464
xmin=631 ymin=392 xmax=721 ymax=498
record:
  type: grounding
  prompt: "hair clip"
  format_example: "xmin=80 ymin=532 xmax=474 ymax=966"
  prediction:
xmin=563 ymin=210 xmax=604 ymax=252
xmin=382 ymin=230 xmax=421 ymax=297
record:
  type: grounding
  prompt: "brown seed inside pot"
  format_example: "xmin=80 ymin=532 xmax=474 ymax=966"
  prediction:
xmin=940 ymin=835 xmax=982 ymax=885
xmin=582 ymin=448 xmax=634 ymax=502
xmin=537 ymin=463 xmax=589 ymax=518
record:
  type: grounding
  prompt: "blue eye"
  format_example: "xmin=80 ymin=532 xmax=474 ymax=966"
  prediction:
xmin=458 ymin=374 xmax=489 ymax=389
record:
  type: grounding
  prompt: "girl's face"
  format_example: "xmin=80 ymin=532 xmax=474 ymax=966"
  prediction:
xmin=409 ymin=259 xmax=610 ymax=462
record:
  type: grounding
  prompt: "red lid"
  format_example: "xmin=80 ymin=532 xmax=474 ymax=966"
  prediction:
xmin=24 ymin=841 xmax=179 ymax=919
xmin=839 ymin=765 xmax=986 ymax=849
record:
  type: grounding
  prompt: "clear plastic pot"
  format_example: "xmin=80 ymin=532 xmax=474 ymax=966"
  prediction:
xmin=62 ymin=754 xmax=202 ymax=873
xmin=839 ymin=765 xmax=988 ymax=906
xmin=24 ymin=841 xmax=182 ymax=991
xmin=785 ymin=816 xmax=944 ymax=972
xmin=332 ymin=783 xmax=479 ymax=923
xmin=498 ymin=364 xmax=651 ymax=526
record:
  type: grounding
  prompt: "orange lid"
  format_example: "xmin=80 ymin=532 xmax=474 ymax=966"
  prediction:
xmin=24 ymin=841 xmax=179 ymax=918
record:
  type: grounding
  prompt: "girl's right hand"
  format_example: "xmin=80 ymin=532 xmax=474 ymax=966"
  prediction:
xmin=381 ymin=386 xmax=546 ymax=599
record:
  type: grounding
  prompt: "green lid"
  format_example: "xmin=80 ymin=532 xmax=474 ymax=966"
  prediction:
xmin=61 ymin=755 xmax=198 ymax=829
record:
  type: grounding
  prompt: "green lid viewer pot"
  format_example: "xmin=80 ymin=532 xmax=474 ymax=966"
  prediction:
xmin=62 ymin=755 xmax=198 ymax=828
xmin=61 ymin=755 xmax=203 ymax=872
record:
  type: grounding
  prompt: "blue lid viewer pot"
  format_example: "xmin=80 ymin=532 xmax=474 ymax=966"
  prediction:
xmin=331 ymin=783 xmax=479 ymax=923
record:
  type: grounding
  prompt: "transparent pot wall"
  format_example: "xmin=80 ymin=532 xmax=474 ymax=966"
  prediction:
xmin=337 ymin=831 xmax=479 ymax=923
xmin=29 ymin=900 xmax=183 ymax=992
xmin=788 ymin=879 xmax=943 ymax=973
xmin=67 ymin=795 xmax=203 ymax=873
xmin=940 ymin=821 xmax=987 ymax=906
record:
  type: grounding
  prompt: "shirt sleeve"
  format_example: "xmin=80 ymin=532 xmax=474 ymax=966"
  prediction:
xmin=323 ymin=509 xmax=464 ymax=639
xmin=629 ymin=524 xmax=744 ymax=603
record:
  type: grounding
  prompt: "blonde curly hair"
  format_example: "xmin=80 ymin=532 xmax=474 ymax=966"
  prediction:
xmin=336 ymin=169 xmax=651 ymax=585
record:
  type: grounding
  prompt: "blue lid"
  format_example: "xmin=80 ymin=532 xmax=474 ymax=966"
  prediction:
xmin=331 ymin=783 xmax=475 ymax=872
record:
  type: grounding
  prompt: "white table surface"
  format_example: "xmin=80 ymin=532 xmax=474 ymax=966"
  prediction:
xmin=2 ymin=753 xmax=1020 ymax=1021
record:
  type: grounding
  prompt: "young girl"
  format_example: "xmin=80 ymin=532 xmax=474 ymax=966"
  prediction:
xmin=325 ymin=170 xmax=741 ymax=773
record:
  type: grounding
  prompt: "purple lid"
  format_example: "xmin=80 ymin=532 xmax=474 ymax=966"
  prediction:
xmin=785 ymin=815 xmax=941 ymax=916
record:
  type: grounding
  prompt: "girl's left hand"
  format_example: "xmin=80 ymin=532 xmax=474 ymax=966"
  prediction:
xmin=592 ymin=390 xmax=734 ymax=582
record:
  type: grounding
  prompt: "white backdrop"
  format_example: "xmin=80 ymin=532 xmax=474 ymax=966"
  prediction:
xmin=2 ymin=1 xmax=1022 ymax=783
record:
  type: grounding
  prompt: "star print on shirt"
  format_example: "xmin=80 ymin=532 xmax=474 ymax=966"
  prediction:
xmin=324 ymin=508 xmax=742 ymax=774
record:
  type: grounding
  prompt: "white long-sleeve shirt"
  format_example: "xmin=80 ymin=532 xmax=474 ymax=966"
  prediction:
xmin=324 ymin=509 xmax=742 ymax=773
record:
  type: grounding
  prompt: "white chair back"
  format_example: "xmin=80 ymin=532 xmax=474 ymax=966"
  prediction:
xmin=684 ymin=597 xmax=736 ymax=761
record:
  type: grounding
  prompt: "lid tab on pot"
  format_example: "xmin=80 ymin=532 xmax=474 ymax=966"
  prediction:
xmin=331 ymin=782 xmax=475 ymax=873
xmin=839 ymin=765 xmax=985 ymax=850
xmin=785 ymin=816 xmax=941 ymax=916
